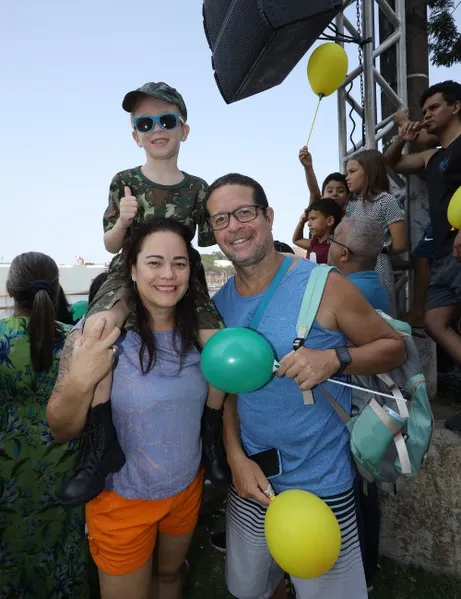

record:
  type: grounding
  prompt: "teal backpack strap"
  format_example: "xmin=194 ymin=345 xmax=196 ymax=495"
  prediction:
xmin=295 ymin=265 xmax=337 ymax=344
xmin=249 ymin=257 xmax=293 ymax=330
xmin=295 ymin=265 xmax=336 ymax=406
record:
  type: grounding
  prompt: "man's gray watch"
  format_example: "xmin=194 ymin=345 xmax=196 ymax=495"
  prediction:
xmin=335 ymin=346 xmax=352 ymax=375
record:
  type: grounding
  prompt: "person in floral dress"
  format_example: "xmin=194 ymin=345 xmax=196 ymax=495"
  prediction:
xmin=0 ymin=252 xmax=89 ymax=599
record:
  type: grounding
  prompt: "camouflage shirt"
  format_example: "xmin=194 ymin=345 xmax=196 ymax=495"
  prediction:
xmin=103 ymin=167 xmax=215 ymax=247
xmin=87 ymin=167 xmax=223 ymax=330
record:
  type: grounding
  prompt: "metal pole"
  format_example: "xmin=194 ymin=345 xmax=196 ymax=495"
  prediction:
xmin=336 ymin=10 xmax=347 ymax=168
xmin=395 ymin=0 xmax=407 ymax=107
xmin=395 ymin=0 xmax=410 ymax=312
xmin=362 ymin=0 xmax=376 ymax=149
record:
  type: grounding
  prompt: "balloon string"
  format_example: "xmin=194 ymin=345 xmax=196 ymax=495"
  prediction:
xmin=272 ymin=362 xmax=407 ymax=402
xmin=306 ymin=95 xmax=323 ymax=146
xmin=325 ymin=377 xmax=408 ymax=402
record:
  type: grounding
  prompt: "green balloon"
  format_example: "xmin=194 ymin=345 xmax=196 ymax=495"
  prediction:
xmin=71 ymin=300 xmax=88 ymax=322
xmin=201 ymin=327 xmax=275 ymax=393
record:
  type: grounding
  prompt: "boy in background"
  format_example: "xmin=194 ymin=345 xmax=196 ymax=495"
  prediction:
xmin=299 ymin=145 xmax=350 ymax=209
xmin=292 ymin=199 xmax=343 ymax=263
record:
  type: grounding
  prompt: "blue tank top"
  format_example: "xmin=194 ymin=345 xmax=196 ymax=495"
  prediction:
xmin=107 ymin=330 xmax=208 ymax=500
xmin=213 ymin=259 xmax=354 ymax=496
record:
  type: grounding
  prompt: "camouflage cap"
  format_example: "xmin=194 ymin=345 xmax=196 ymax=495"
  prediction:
xmin=122 ymin=82 xmax=187 ymax=120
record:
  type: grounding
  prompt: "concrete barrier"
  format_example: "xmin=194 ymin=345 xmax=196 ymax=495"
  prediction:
xmin=379 ymin=420 xmax=461 ymax=578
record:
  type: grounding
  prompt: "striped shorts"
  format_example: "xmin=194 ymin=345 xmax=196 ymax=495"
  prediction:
xmin=225 ymin=486 xmax=368 ymax=599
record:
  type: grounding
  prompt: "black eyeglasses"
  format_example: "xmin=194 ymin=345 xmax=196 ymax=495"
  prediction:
xmin=208 ymin=205 xmax=266 ymax=231
xmin=327 ymin=236 xmax=354 ymax=254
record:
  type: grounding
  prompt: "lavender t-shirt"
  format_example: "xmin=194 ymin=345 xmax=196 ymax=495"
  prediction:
xmin=75 ymin=324 xmax=208 ymax=500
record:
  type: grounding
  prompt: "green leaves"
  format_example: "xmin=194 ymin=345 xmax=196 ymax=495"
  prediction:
xmin=428 ymin=0 xmax=461 ymax=66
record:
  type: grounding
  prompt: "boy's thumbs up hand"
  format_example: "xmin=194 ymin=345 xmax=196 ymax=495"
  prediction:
xmin=119 ymin=186 xmax=138 ymax=228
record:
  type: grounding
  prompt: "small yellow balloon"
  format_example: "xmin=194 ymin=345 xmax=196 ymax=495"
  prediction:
xmin=265 ymin=489 xmax=341 ymax=579
xmin=307 ymin=43 xmax=348 ymax=97
xmin=447 ymin=187 xmax=461 ymax=230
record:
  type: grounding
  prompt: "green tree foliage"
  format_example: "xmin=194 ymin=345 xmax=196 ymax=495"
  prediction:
xmin=200 ymin=252 xmax=228 ymax=273
xmin=428 ymin=0 xmax=461 ymax=67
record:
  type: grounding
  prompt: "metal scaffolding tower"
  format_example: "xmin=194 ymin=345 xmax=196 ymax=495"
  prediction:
xmin=336 ymin=0 xmax=410 ymax=311
xmin=336 ymin=0 xmax=407 ymax=162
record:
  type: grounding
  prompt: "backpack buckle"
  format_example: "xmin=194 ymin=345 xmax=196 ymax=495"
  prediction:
xmin=292 ymin=338 xmax=304 ymax=351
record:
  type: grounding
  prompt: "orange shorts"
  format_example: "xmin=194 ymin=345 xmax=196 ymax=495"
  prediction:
xmin=85 ymin=470 xmax=204 ymax=575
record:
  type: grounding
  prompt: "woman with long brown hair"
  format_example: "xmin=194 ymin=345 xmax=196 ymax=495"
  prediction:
xmin=345 ymin=149 xmax=408 ymax=315
xmin=48 ymin=218 xmax=211 ymax=599
xmin=0 ymin=252 xmax=89 ymax=598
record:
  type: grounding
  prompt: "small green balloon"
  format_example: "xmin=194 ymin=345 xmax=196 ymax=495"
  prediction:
xmin=201 ymin=327 xmax=275 ymax=393
xmin=71 ymin=300 xmax=88 ymax=322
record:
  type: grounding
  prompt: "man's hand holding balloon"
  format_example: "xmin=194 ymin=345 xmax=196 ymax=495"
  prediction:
xmin=275 ymin=347 xmax=340 ymax=391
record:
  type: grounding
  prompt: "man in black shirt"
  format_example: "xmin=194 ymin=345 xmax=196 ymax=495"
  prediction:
xmin=385 ymin=80 xmax=461 ymax=429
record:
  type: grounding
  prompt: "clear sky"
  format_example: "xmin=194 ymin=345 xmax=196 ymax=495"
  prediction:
xmin=0 ymin=1 xmax=457 ymax=264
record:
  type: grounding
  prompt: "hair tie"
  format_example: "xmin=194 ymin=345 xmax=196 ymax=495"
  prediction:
xmin=31 ymin=280 xmax=52 ymax=296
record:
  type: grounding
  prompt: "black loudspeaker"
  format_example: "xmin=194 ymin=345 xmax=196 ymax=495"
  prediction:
xmin=203 ymin=0 xmax=343 ymax=104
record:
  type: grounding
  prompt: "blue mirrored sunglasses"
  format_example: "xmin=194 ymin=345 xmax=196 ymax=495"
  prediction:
xmin=132 ymin=112 xmax=184 ymax=133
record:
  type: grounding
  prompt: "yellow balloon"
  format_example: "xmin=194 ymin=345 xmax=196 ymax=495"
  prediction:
xmin=307 ymin=43 xmax=348 ymax=97
xmin=447 ymin=187 xmax=461 ymax=230
xmin=265 ymin=489 xmax=341 ymax=579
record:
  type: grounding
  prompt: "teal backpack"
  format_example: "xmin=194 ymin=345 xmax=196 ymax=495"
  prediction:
xmin=295 ymin=264 xmax=434 ymax=486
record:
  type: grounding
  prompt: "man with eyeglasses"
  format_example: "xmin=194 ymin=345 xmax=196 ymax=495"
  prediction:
xmin=327 ymin=215 xmax=389 ymax=592
xmin=327 ymin=216 xmax=390 ymax=314
xmin=206 ymin=173 xmax=406 ymax=599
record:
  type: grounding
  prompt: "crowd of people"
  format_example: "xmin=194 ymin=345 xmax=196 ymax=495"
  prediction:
xmin=295 ymin=141 xmax=408 ymax=318
xmin=1 ymin=78 xmax=460 ymax=599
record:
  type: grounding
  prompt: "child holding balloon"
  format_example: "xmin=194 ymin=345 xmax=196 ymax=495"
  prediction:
xmin=299 ymin=42 xmax=350 ymax=210
xmin=298 ymin=146 xmax=350 ymax=210
xmin=345 ymin=149 xmax=408 ymax=316
xmin=59 ymin=82 xmax=229 ymax=508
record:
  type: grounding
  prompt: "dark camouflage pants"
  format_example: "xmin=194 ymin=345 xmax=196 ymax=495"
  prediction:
xmin=86 ymin=251 xmax=224 ymax=331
